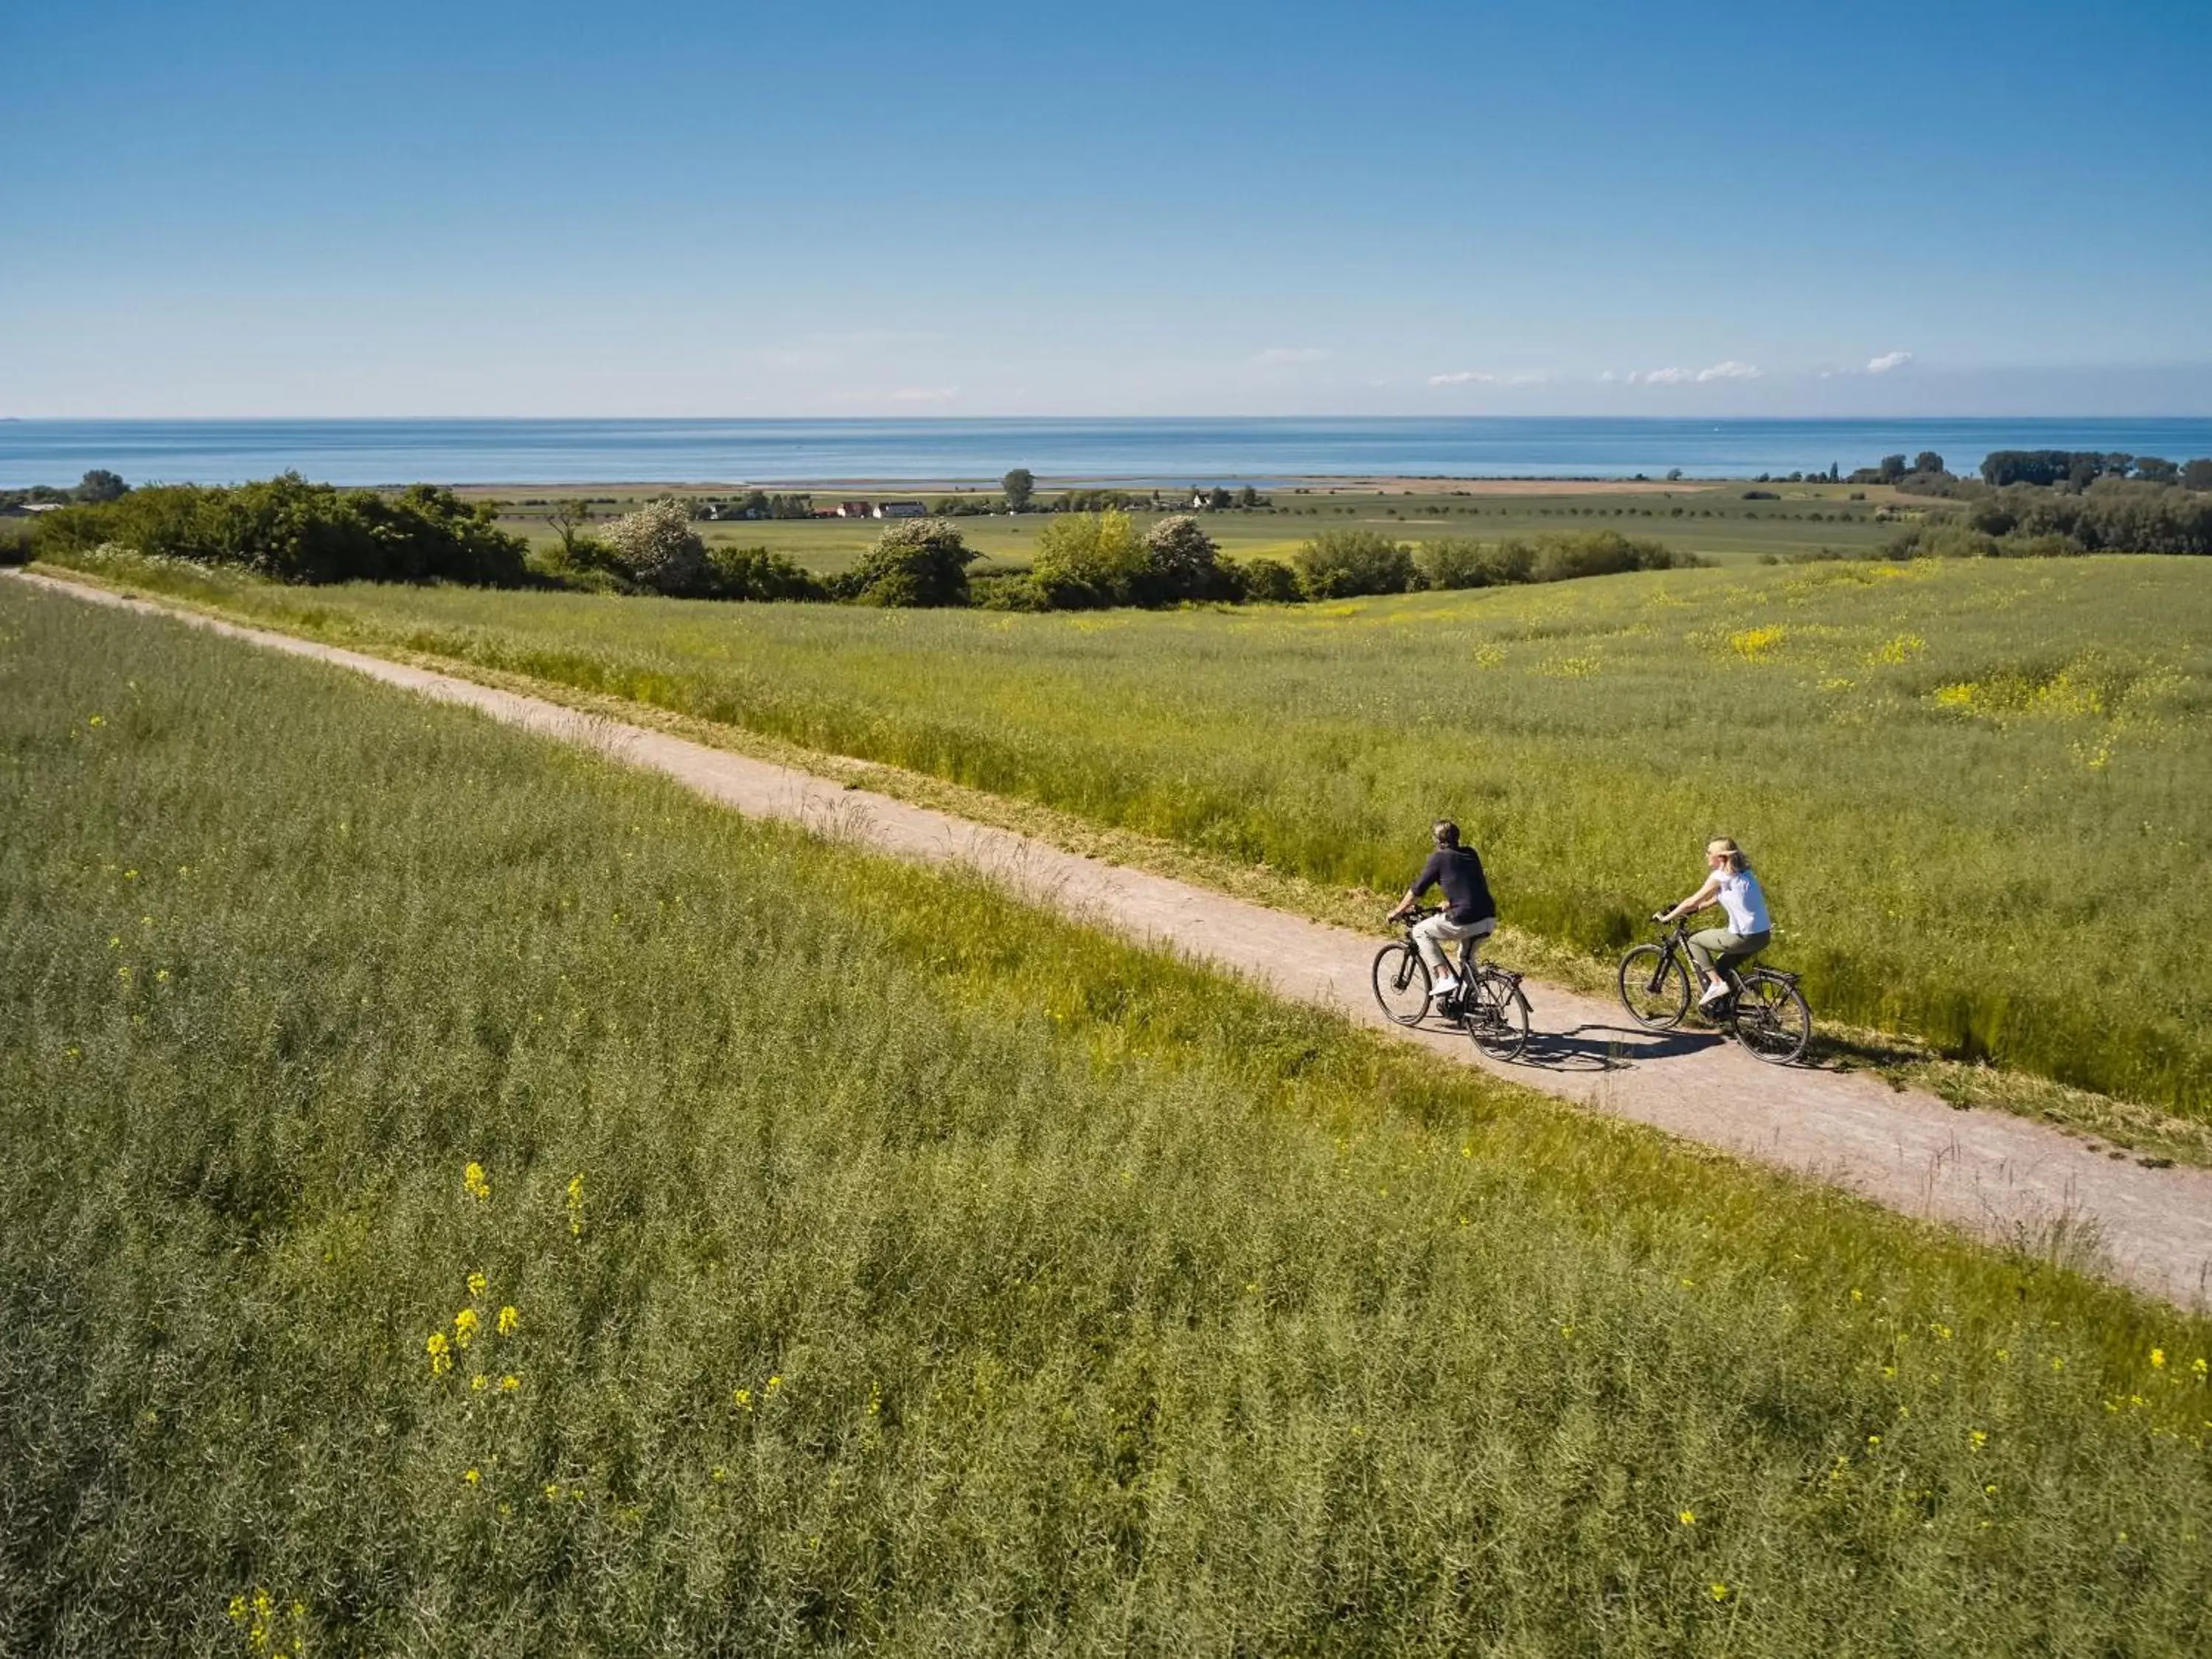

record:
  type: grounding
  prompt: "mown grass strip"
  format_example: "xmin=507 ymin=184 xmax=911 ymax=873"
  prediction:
xmin=3 ymin=580 xmax=2208 ymax=1655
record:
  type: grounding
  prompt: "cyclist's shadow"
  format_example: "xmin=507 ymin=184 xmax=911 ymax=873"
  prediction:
xmin=1512 ymin=1020 xmax=1729 ymax=1072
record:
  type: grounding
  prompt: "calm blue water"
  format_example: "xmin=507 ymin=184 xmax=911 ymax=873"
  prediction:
xmin=5 ymin=417 xmax=2211 ymax=488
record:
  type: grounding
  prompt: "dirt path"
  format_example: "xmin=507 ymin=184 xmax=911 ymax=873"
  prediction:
xmin=21 ymin=569 xmax=2212 ymax=1309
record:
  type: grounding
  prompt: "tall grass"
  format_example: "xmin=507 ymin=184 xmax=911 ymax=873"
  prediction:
xmin=4 ymin=581 xmax=2211 ymax=1654
xmin=45 ymin=551 xmax=2212 ymax=1118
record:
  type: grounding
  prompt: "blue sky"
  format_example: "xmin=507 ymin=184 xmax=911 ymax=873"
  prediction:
xmin=4 ymin=0 xmax=2208 ymax=416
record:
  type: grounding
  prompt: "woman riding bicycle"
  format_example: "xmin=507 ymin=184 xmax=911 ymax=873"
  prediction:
xmin=1655 ymin=837 xmax=1771 ymax=1009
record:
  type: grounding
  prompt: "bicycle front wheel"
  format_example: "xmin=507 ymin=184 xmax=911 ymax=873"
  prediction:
xmin=1733 ymin=973 xmax=1812 ymax=1065
xmin=1464 ymin=970 xmax=1530 ymax=1060
xmin=1618 ymin=944 xmax=1690 ymax=1030
xmin=1371 ymin=942 xmax=1431 ymax=1026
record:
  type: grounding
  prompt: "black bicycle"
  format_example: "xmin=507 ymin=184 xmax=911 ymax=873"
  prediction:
xmin=1371 ymin=905 xmax=1531 ymax=1060
xmin=1617 ymin=917 xmax=1812 ymax=1064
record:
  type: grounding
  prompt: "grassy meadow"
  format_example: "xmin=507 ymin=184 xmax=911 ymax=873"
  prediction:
xmin=52 ymin=552 xmax=2212 ymax=1120
xmin=6 ymin=573 xmax=2212 ymax=1654
xmin=485 ymin=484 xmax=1919 ymax=575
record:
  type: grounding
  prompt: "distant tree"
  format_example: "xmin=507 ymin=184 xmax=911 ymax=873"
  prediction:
xmin=841 ymin=517 xmax=977 ymax=607
xmin=599 ymin=498 xmax=711 ymax=596
xmin=2183 ymin=459 xmax=2212 ymax=492
xmin=1001 ymin=468 xmax=1035 ymax=512
xmin=1031 ymin=509 xmax=1148 ymax=608
xmin=1293 ymin=529 xmax=1415 ymax=599
xmin=76 ymin=469 xmax=128 ymax=503
xmin=2132 ymin=456 xmax=2179 ymax=483
xmin=546 ymin=498 xmax=594 ymax=557
xmin=1141 ymin=514 xmax=1222 ymax=602
xmin=1913 ymin=451 xmax=1946 ymax=476
xmin=1877 ymin=454 xmax=1908 ymax=483
xmin=1236 ymin=484 xmax=1260 ymax=509
xmin=1666 ymin=467 xmax=1683 ymax=481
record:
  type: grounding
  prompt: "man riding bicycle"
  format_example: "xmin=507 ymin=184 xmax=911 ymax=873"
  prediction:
xmin=1386 ymin=820 xmax=1497 ymax=1003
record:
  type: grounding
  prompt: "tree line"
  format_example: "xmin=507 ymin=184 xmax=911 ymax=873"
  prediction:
xmin=18 ymin=473 xmax=1700 ymax=610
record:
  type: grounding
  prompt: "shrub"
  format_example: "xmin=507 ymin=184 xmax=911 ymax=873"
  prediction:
xmin=838 ymin=518 xmax=978 ymax=608
xmin=0 ymin=521 xmax=32 ymax=566
xmin=599 ymin=498 xmax=711 ymax=597
xmin=970 ymin=571 xmax=1053 ymax=612
xmin=1141 ymin=515 xmax=1225 ymax=602
xmin=1293 ymin=530 xmax=1415 ymax=599
xmin=1031 ymin=510 xmax=1149 ymax=608
xmin=29 ymin=474 xmax=528 ymax=586
xmin=1414 ymin=538 xmax=1534 ymax=591
xmin=703 ymin=545 xmax=827 ymax=602
xmin=1237 ymin=557 xmax=1304 ymax=603
xmin=1528 ymin=532 xmax=1688 ymax=582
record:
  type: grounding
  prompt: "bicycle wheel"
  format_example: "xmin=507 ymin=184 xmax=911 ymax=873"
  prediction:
xmin=1371 ymin=942 xmax=1431 ymax=1026
xmin=1464 ymin=968 xmax=1530 ymax=1061
xmin=1732 ymin=972 xmax=1812 ymax=1065
xmin=1617 ymin=944 xmax=1690 ymax=1030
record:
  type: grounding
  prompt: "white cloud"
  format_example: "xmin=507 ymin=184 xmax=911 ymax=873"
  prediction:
xmin=1428 ymin=369 xmax=1552 ymax=387
xmin=1635 ymin=360 xmax=1761 ymax=386
xmin=1255 ymin=346 xmax=1331 ymax=365
xmin=1865 ymin=349 xmax=1913 ymax=374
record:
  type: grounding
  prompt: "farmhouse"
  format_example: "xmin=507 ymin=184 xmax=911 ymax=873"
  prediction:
xmin=874 ymin=500 xmax=928 ymax=518
xmin=835 ymin=501 xmax=874 ymax=518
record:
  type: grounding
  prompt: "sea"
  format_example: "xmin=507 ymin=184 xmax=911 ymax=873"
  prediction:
xmin=5 ymin=417 xmax=2212 ymax=490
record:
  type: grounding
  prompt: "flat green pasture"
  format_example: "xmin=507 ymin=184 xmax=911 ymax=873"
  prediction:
xmin=4 ymin=582 xmax=2208 ymax=1654
xmin=489 ymin=484 xmax=1921 ymax=574
xmin=59 ymin=554 xmax=2212 ymax=1118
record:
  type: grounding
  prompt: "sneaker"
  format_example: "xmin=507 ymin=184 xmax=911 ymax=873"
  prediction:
xmin=1698 ymin=981 xmax=1731 ymax=1006
xmin=1428 ymin=976 xmax=1461 ymax=1000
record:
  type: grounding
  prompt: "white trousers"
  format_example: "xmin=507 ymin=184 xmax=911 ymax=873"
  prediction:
xmin=1412 ymin=912 xmax=1496 ymax=976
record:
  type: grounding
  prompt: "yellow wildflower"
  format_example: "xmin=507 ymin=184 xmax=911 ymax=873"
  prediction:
xmin=453 ymin=1307 xmax=479 ymax=1349
xmin=733 ymin=1388 xmax=753 ymax=1411
xmin=1678 ymin=1510 xmax=1696 ymax=1526
xmin=463 ymin=1161 xmax=491 ymax=1202
xmin=467 ymin=1270 xmax=487 ymax=1298
xmin=471 ymin=1374 xmax=487 ymax=1392
xmin=567 ymin=1172 xmax=586 ymax=1237
xmin=1708 ymin=1583 xmax=1730 ymax=1602
xmin=499 ymin=1374 xmax=520 ymax=1392
xmin=425 ymin=1332 xmax=452 ymax=1375
xmin=497 ymin=1305 xmax=519 ymax=1337
xmin=1971 ymin=1429 xmax=1988 ymax=1449
xmin=463 ymin=1467 xmax=481 ymax=1486
xmin=2151 ymin=1349 xmax=2166 ymax=1368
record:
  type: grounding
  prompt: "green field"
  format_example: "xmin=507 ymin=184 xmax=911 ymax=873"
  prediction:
xmin=54 ymin=552 xmax=2211 ymax=1121
xmin=5 ymin=580 xmax=2210 ymax=1654
xmin=484 ymin=484 xmax=1924 ymax=575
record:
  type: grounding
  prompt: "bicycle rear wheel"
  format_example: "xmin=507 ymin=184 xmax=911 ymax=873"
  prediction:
xmin=1733 ymin=972 xmax=1812 ymax=1065
xmin=1618 ymin=943 xmax=1690 ymax=1030
xmin=1371 ymin=942 xmax=1431 ymax=1026
xmin=1464 ymin=969 xmax=1530 ymax=1060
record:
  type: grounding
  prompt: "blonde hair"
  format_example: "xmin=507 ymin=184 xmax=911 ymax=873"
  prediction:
xmin=1706 ymin=837 xmax=1749 ymax=873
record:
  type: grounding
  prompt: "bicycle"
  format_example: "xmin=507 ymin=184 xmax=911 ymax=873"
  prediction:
xmin=1616 ymin=917 xmax=1812 ymax=1065
xmin=1371 ymin=905 xmax=1531 ymax=1060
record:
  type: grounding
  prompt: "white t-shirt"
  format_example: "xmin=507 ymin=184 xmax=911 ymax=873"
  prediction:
xmin=1717 ymin=867 xmax=1770 ymax=935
